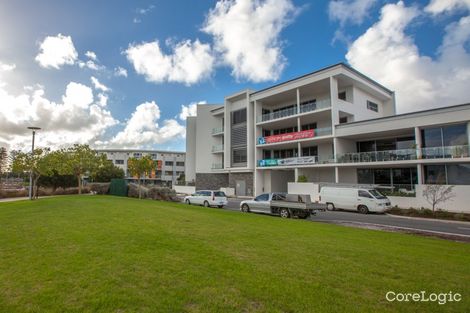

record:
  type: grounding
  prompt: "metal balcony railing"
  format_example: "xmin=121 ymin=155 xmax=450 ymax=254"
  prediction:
xmin=212 ymin=127 xmax=224 ymax=135
xmin=211 ymin=144 xmax=224 ymax=153
xmin=421 ymin=145 xmax=469 ymax=159
xmin=257 ymin=99 xmax=331 ymax=123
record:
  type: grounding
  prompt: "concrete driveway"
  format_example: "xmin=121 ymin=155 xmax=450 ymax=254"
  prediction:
xmin=224 ymin=198 xmax=470 ymax=240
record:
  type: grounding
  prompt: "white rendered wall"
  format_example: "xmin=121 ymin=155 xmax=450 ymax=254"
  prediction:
xmin=185 ymin=117 xmax=197 ymax=182
xmin=195 ymin=105 xmax=223 ymax=173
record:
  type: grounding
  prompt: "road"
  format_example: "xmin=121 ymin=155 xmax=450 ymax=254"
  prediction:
xmin=225 ymin=198 xmax=470 ymax=238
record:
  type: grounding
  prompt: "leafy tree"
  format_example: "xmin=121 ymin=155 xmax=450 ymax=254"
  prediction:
xmin=90 ymin=155 xmax=125 ymax=182
xmin=38 ymin=172 xmax=77 ymax=190
xmin=423 ymin=185 xmax=455 ymax=212
xmin=11 ymin=148 xmax=54 ymax=199
xmin=127 ymin=155 xmax=155 ymax=199
xmin=56 ymin=144 xmax=100 ymax=194
xmin=0 ymin=147 xmax=8 ymax=193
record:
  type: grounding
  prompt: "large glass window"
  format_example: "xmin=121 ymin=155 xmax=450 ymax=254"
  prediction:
xmin=374 ymin=169 xmax=391 ymax=185
xmin=376 ymin=138 xmax=396 ymax=151
xmin=396 ymin=136 xmax=415 ymax=150
xmin=421 ymin=127 xmax=442 ymax=148
xmin=357 ymin=169 xmax=374 ymax=184
xmin=232 ymin=149 xmax=247 ymax=164
xmin=392 ymin=168 xmax=412 ymax=185
xmin=358 ymin=141 xmax=376 ymax=153
xmin=424 ymin=165 xmax=446 ymax=184
xmin=445 ymin=164 xmax=470 ymax=185
xmin=302 ymin=146 xmax=318 ymax=157
xmin=443 ymin=124 xmax=468 ymax=146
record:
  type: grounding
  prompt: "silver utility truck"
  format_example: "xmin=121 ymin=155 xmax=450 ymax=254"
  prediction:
xmin=240 ymin=192 xmax=323 ymax=219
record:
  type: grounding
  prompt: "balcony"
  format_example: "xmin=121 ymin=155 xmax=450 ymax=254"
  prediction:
xmin=212 ymin=144 xmax=224 ymax=153
xmin=421 ymin=145 xmax=469 ymax=159
xmin=211 ymin=163 xmax=224 ymax=170
xmin=337 ymin=149 xmax=418 ymax=163
xmin=212 ymin=127 xmax=224 ymax=135
xmin=257 ymin=127 xmax=332 ymax=146
xmin=257 ymin=99 xmax=331 ymax=123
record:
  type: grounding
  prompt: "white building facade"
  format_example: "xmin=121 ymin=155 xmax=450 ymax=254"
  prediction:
xmin=186 ymin=63 xmax=470 ymax=197
xmin=98 ymin=149 xmax=185 ymax=186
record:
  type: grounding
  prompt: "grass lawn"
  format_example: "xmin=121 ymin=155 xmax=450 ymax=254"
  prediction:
xmin=0 ymin=196 xmax=469 ymax=312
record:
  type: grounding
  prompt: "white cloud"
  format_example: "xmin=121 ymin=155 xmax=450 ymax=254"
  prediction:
xmin=125 ymin=39 xmax=214 ymax=85
xmin=35 ymin=34 xmax=78 ymax=69
xmin=178 ymin=101 xmax=206 ymax=120
xmin=329 ymin=0 xmax=376 ymax=26
xmin=346 ymin=1 xmax=470 ymax=112
xmin=425 ymin=0 xmax=470 ymax=14
xmin=114 ymin=66 xmax=128 ymax=77
xmin=85 ymin=51 xmax=97 ymax=61
xmin=0 ymin=82 xmax=117 ymax=150
xmin=0 ymin=62 xmax=16 ymax=71
xmin=107 ymin=101 xmax=185 ymax=147
xmin=202 ymin=0 xmax=299 ymax=82
xmin=90 ymin=76 xmax=110 ymax=92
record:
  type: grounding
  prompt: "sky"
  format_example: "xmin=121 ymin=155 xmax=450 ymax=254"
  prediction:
xmin=0 ymin=0 xmax=469 ymax=152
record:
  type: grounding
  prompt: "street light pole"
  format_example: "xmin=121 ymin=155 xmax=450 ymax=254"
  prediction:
xmin=27 ymin=126 xmax=41 ymax=200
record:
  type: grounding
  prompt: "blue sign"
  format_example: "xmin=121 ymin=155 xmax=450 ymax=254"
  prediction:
xmin=257 ymin=137 xmax=266 ymax=145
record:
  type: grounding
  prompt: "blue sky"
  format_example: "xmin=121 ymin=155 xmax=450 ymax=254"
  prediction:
xmin=0 ymin=0 xmax=469 ymax=152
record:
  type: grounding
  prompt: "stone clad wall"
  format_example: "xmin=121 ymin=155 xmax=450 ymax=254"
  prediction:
xmin=195 ymin=173 xmax=229 ymax=191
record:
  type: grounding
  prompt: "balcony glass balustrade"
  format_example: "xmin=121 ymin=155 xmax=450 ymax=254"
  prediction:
xmin=337 ymin=149 xmax=417 ymax=163
xmin=212 ymin=127 xmax=224 ymax=135
xmin=211 ymin=144 xmax=224 ymax=153
xmin=211 ymin=163 xmax=224 ymax=169
xmin=421 ymin=145 xmax=469 ymax=159
xmin=257 ymin=99 xmax=331 ymax=123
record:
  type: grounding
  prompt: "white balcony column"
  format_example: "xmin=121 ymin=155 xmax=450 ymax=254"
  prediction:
xmin=416 ymin=164 xmax=423 ymax=185
xmin=297 ymin=142 xmax=302 ymax=157
xmin=296 ymin=88 xmax=300 ymax=113
xmin=414 ymin=126 xmax=422 ymax=159
xmin=335 ymin=166 xmax=339 ymax=183
xmin=329 ymin=76 xmax=339 ymax=136
xmin=295 ymin=168 xmax=299 ymax=182
xmin=297 ymin=117 xmax=301 ymax=133
xmin=224 ymin=100 xmax=231 ymax=168
xmin=247 ymin=95 xmax=254 ymax=169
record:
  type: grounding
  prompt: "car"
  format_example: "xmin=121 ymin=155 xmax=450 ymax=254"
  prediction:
xmin=319 ymin=186 xmax=391 ymax=214
xmin=240 ymin=192 xmax=322 ymax=219
xmin=184 ymin=190 xmax=228 ymax=208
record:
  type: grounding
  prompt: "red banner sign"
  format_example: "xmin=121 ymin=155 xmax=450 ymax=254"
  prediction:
xmin=262 ymin=129 xmax=315 ymax=144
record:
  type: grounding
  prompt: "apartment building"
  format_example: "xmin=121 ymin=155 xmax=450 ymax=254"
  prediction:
xmin=186 ymin=63 xmax=470 ymax=196
xmin=98 ymin=149 xmax=185 ymax=186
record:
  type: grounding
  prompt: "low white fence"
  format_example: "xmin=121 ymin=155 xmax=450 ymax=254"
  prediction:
xmin=173 ymin=185 xmax=196 ymax=195
xmin=220 ymin=187 xmax=235 ymax=197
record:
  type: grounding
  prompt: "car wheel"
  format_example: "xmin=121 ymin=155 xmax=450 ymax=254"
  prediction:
xmin=358 ymin=205 xmax=369 ymax=214
xmin=217 ymin=205 xmax=223 ymax=208
xmin=204 ymin=201 xmax=210 ymax=208
xmin=326 ymin=203 xmax=335 ymax=211
xmin=241 ymin=204 xmax=250 ymax=213
xmin=185 ymin=199 xmax=191 ymax=205
xmin=280 ymin=208 xmax=290 ymax=218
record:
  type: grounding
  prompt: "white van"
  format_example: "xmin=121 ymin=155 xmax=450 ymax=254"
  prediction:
xmin=319 ymin=187 xmax=391 ymax=214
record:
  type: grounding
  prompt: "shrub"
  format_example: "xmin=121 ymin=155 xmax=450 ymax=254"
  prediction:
xmin=297 ymin=175 xmax=308 ymax=183
xmin=88 ymin=183 xmax=110 ymax=195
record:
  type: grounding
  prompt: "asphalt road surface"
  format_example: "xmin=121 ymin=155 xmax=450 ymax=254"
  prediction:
xmin=224 ymin=198 xmax=470 ymax=238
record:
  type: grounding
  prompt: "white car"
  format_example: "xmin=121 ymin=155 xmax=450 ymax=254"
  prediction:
xmin=320 ymin=187 xmax=391 ymax=213
xmin=184 ymin=190 xmax=228 ymax=208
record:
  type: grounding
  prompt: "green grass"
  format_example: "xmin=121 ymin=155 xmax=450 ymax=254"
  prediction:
xmin=0 ymin=196 xmax=469 ymax=313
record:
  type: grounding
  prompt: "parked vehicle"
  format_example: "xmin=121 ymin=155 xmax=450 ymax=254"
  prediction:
xmin=319 ymin=187 xmax=391 ymax=214
xmin=184 ymin=190 xmax=228 ymax=208
xmin=240 ymin=192 xmax=322 ymax=219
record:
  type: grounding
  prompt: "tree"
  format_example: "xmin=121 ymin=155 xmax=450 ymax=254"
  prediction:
xmin=422 ymin=185 xmax=455 ymax=212
xmin=90 ymin=155 xmax=125 ymax=182
xmin=0 ymin=147 xmax=8 ymax=193
xmin=56 ymin=144 xmax=100 ymax=194
xmin=11 ymin=148 xmax=54 ymax=199
xmin=127 ymin=155 xmax=155 ymax=199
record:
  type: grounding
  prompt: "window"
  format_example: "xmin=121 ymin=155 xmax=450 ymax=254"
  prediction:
xmin=302 ymin=146 xmax=318 ymax=157
xmin=150 ymin=153 xmax=157 ymax=159
xmin=214 ymin=191 xmax=226 ymax=197
xmin=263 ymin=129 xmax=271 ymax=137
xmin=273 ymin=149 xmax=297 ymax=159
xmin=338 ymin=91 xmax=346 ymax=101
xmin=447 ymin=164 xmax=470 ymax=185
xmin=164 ymin=171 xmax=173 ymax=176
xmin=255 ymin=194 xmax=269 ymax=201
xmin=366 ymin=100 xmax=379 ymax=112
xmin=442 ymin=124 xmax=468 ymax=146
xmin=176 ymin=162 xmax=184 ymax=166
xmin=165 ymin=161 xmax=173 ymax=166
xmin=358 ymin=190 xmax=373 ymax=198
xmin=263 ymin=150 xmax=272 ymax=159
xmin=133 ymin=152 xmax=142 ymax=158
xmin=301 ymin=123 xmax=317 ymax=131
xmin=357 ymin=169 xmax=374 ymax=184
xmin=232 ymin=108 xmax=247 ymax=125
xmin=376 ymin=138 xmax=396 ymax=151
xmin=374 ymin=169 xmax=391 ymax=185
xmin=424 ymin=165 xmax=446 ymax=184
xmin=358 ymin=141 xmax=376 ymax=153
xmin=339 ymin=116 xmax=348 ymax=124
xmin=115 ymin=159 xmax=124 ymax=165
xmin=232 ymin=149 xmax=247 ymax=164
